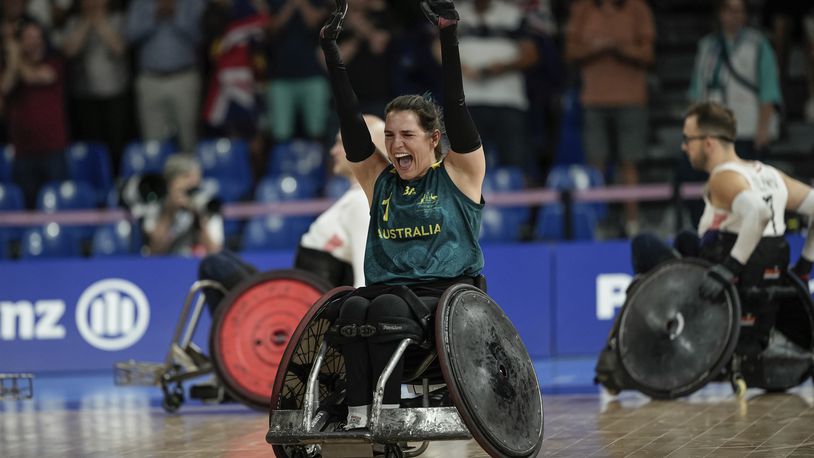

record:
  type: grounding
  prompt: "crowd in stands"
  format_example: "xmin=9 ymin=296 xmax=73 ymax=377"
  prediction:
xmin=0 ymin=0 xmax=812 ymax=260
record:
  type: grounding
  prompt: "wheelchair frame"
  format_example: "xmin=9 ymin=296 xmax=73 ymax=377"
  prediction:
xmin=115 ymin=269 xmax=332 ymax=412
xmin=114 ymin=279 xmax=228 ymax=412
xmin=267 ymin=284 xmax=545 ymax=458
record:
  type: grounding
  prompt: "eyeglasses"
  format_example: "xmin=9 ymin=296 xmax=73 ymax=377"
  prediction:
xmin=681 ymin=134 xmax=734 ymax=145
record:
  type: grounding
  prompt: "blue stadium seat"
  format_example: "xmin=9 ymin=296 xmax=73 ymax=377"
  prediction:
xmin=545 ymin=164 xmax=607 ymax=219
xmin=545 ymin=164 xmax=604 ymax=190
xmin=242 ymin=215 xmax=313 ymax=251
xmin=120 ymin=140 xmax=175 ymax=178
xmin=553 ymin=88 xmax=586 ymax=165
xmin=0 ymin=182 xmax=24 ymax=258
xmin=255 ymin=174 xmax=319 ymax=202
xmin=21 ymin=223 xmax=82 ymax=258
xmin=0 ymin=182 xmax=24 ymax=212
xmin=0 ymin=144 xmax=13 ymax=183
xmin=266 ymin=139 xmax=326 ymax=182
xmin=535 ymin=203 xmax=596 ymax=241
xmin=324 ymin=176 xmax=350 ymax=200
xmin=36 ymin=180 xmax=99 ymax=241
xmin=66 ymin=142 xmax=113 ymax=204
xmin=201 ymin=177 xmax=246 ymax=240
xmin=243 ymin=174 xmax=320 ymax=251
xmin=196 ymin=138 xmax=252 ymax=200
xmin=37 ymin=180 xmax=98 ymax=212
xmin=480 ymin=166 xmax=528 ymax=243
xmin=91 ymin=221 xmax=140 ymax=257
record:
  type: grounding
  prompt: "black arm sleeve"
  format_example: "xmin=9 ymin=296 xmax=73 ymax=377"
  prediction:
xmin=439 ymin=24 xmax=481 ymax=154
xmin=321 ymin=40 xmax=376 ymax=162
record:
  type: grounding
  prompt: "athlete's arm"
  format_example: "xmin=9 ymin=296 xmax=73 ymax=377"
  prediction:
xmin=319 ymin=0 xmax=388 ymax=204
xmin=782 ymin=172 xmax=814 ymax=279
xmin=699 ymin=170 xmax=772 ymax=299
xmin=420 ymin=0 xmax=485 ymax=204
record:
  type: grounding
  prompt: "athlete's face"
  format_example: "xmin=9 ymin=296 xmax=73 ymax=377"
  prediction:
xmin=682 ymin=116 xmax=710 ymax=171
xmin=384 ymin=110 xmax=440 ymax=181
xmin=329 ymin=132 xmax=353 ymax=178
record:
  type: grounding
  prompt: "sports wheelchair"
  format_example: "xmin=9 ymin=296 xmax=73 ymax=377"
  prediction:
xmin=596 ymin=258 xmax=814 ymax=399
xmin=266 ymin=282 xmax=544 ymax=458
xmin=115 ymin=269 xmax=332 ymax=412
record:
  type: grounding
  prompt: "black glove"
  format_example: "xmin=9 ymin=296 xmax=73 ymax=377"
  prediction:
xmin=791 ymin=257 xmax=812 ymax=284
xmin=419 ymin=0 xmax=459 ymax=28
xmin=319 ymin=0 xmax=348 ymax=42
xmin=699 ymin=256 xmax=743 ymax=301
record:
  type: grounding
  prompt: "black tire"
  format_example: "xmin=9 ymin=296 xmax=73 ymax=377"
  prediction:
xmin=267 ymin=287 xmax=353 ymax=458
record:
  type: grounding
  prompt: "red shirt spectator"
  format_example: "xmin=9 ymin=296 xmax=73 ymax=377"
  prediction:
xmin=6 ymin=55 xmax=68 ymax=156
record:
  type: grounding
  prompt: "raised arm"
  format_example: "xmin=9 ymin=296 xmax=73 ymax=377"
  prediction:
xmin=420 ymin=0 xmax=485 ymax=204
xmin=319 ymin=0 xmax=388 ymax=205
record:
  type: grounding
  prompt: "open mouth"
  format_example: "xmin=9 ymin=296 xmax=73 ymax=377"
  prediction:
xmin=395 ymin=153 xmax=413 ymax=170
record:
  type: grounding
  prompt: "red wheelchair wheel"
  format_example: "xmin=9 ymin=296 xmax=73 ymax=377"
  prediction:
xmin=210 ymin=269 xmax=332 ymax=410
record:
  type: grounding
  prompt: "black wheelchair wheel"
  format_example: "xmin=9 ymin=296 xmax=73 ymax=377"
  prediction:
xmin=268 ymin=287 xmax=353 ymax=458
xmin=210 ymin=269 xmax=333 ymax=411
xmin=616 ymin=258 xmax=741 ymax=399
xmin=436 ymin=284 xmax=544 ymax=458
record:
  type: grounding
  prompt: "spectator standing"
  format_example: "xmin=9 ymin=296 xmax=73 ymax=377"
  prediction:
xmin=564 ymin=0 xmax=655 ymax=236
xmin=201 ymin=0 xmax=268 ymax=140
xmin=63 ymin=0 xmax=130 ymax=172
xmin=125 ymin=0 xmax=204 ymax=155
xmin=27 ymin=0 xmax=72 ymax=43
xmin=336 ymin=0 xmax=395 ymax=117
xmin=1 ymin=20 xmax=69 ymax=209
xmin=264 ymin=0 xmax=330 ymax=142
xmin=688 ymin=0 xmax=782 ymax=160
xmin=456 ymin=0 xmax=538 ymax=174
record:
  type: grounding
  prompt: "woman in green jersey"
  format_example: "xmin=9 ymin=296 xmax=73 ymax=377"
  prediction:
xmin=320 ymin=0 xmax=486 ymax=429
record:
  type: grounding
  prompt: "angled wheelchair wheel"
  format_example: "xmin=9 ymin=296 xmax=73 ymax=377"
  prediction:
xmin=616 ymin=258 xmax=741 ymax=399
xmin=436 ymin=284 xmax=544 ymax=458
xmin=210 ymin=269 xmax=333 ymax=410
xmin=268 ymin=286 xmax=353 ymax=458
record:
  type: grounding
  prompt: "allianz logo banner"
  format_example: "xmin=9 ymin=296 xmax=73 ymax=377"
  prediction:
xmin=0 ymin=237 xmax=808 ymax=371
xmin=0 ymin=258 xmax=204 ymax=372
xmin=1 ymin=278 xmax=149 ymax=350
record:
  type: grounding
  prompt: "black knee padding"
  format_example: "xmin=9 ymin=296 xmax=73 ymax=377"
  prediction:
xmin=366 ymin=294 xmax=425 ymax=343
xmin=198 ymin=251 xmax=257 ymax=288
xmin=325 ymin=296 xmax=371 ymax=346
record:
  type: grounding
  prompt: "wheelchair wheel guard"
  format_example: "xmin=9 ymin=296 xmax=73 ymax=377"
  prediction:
xmin=739 ymin=271 xmax=814 ymax=392
xmin=210 ymin=269 xmax=333 ymax=410
xmin=436 ymin=284 xmax=544 ymax=458
xmin=617 ymin=258 xmax=741 ymax=399
xmin=267 ymin=286 xmax=353 ymax=458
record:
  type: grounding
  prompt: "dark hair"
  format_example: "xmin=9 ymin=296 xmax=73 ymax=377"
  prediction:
xmin=384 ymin=94 xmax=444 ymax=160
xmin=593 ymin=0 xmax=626 ymax=8
xmin=684 ymin=102 xmax=737 ymax=142
xmin=716 ymin=0 xmax=746 ymax=15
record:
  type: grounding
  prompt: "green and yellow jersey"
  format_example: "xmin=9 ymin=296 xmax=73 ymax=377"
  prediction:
xmin=364 ymin=161 xmax=484 ymax=285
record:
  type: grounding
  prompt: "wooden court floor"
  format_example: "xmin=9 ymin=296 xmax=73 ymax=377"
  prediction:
xmin=2 ymin=378 xmax=814 ymax=457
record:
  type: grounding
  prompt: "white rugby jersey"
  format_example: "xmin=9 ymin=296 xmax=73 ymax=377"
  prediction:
xmin=698 ymin=161 xmax=787 ymax=237
xmin=299 ymin=185 xmax=369 ymax=287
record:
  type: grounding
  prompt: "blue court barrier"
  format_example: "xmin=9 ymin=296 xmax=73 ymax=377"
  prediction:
xmin=0 ymin=236 xmax=807 ymax=373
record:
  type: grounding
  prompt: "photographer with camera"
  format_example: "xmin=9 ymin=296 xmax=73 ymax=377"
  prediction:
xmin=141 ymin=155 xmax=224 ymax=256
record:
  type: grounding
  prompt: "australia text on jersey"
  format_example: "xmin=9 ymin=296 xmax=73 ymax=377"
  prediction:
xmin=377 ymin=224 xmax=441 ymax=240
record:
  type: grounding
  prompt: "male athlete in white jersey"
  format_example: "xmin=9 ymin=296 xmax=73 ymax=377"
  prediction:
xmin=630 ymin=101 xmax=814 ymax=297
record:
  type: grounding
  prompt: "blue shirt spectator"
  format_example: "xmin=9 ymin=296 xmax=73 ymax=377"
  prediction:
xmin=125 ymin=0 xmax=203 ymax=74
